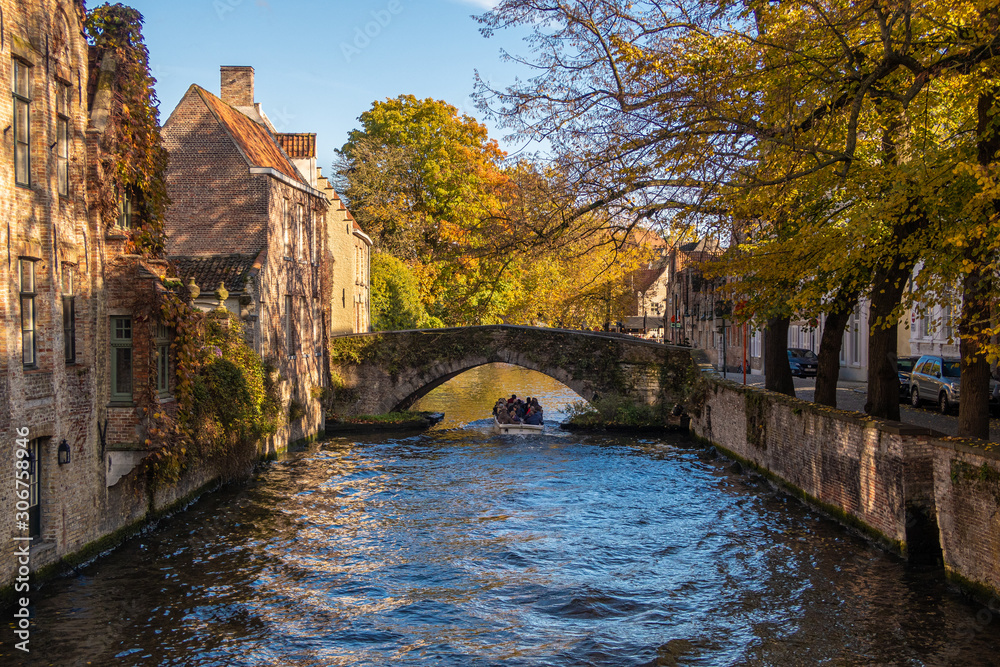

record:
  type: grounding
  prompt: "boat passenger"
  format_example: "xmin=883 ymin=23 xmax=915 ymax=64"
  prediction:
xmin=497 ymin=405 xmax=514 ymax=424
xmin=524 ymin=408 xmax=543 ymax=426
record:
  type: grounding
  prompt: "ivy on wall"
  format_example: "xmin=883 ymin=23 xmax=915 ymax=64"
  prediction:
xmin=142 ymin=295 xmax=282 ymax=487
xmin=84 ymin=3 xmax=169 ymax=256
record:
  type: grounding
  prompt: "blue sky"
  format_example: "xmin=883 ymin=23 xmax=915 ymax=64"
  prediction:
xmin=125 ymin=0 xmax=532 ymax=172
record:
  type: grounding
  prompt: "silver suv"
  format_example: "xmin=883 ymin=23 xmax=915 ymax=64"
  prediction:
xmin=909 ymin=355 xmax=1000 ymax=414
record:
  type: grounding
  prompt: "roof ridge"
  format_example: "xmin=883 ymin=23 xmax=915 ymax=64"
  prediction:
xmin=192 ymin=85 xmax=306 ymax=185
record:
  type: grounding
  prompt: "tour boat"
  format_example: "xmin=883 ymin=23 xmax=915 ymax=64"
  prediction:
xmin=493 ymin=417 xmax=544 ymax=435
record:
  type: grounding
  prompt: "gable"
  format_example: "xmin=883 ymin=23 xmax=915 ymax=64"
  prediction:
xmin=193 ymin=86 xmax=304 ymax=184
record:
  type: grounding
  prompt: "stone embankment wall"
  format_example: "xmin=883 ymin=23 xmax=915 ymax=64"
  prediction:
xmin=931 ymin=440 xmax=1000 ymax=599
xmin=689 ymin=379 xmax=1000 ymax=601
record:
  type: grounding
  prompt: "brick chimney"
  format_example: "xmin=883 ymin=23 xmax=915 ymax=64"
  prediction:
xmin=220 ymin=66 xmax=254 ymax=107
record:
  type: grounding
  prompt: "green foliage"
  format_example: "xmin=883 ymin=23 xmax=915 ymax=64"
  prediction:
xmin=288 ymin=399 xmax=306 ymax=423
xmin=565 ymin=394 xmax=662 ymax=427
xmin=337 ymin=95 xmax=506 ymax=257
xmin=336 ymin=411 xmax=427 ymax=424
xmin=370 ymin=252 xmax=432 ymax=330
xmin=146 ymin=299 xmax=281 ymax=487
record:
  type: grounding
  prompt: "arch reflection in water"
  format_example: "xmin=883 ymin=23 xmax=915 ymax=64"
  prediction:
xmin=413 ymin=363 xmax=584 ymax=428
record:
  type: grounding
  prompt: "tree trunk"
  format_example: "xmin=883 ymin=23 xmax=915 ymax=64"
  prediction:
xmin=814 ymin=292 xmax=859 ymax=407
xmin=764 ymin=316 xmax=795 ymax=396
xmin=958 ymin=260 xmax=991 ymax=439
xmin=865 ymin=268 xmax=911 ymax=420
xmin=958 ymin=91 xmax=1000 ymax=439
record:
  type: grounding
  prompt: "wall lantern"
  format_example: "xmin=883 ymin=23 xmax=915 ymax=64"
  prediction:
xmin=57 ymin=439 xmax=71 ymax=465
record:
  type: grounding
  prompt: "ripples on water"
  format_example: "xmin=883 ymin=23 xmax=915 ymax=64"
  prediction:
xmin=11 ymin=365 xmax=1000 ymax=666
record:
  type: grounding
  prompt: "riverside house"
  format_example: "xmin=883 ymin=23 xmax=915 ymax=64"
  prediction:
xmin=161 ymin=66 xmax=331 ymax=447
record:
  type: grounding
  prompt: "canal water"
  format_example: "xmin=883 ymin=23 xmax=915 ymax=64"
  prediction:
xmin=8 ymin=364 xmax=1000 ymax=666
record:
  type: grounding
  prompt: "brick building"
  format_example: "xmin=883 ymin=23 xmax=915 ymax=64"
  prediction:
xmin=0 ymin=0 xmax=194 ymax=587
xmin=318 ymin=177 xmax=371 ymax=335
xmin=161 ymin=66 xmax=332 ymax=445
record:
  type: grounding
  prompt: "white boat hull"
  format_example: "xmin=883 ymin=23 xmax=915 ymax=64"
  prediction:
xmin=493 ymin=418 xmax=544 ymax=435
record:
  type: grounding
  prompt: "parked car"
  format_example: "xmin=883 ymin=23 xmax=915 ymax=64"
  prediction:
xmin=787 ymin=348 xmax=818 ymax=377
xmin=909 ymin=354 xmax=1000 ymax=414
xmin=897 ymin=355 xmax=921 ymax=402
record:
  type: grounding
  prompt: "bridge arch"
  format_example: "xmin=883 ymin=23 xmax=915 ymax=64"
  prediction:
xmin=327 ymin=325 xmax=694 ymax=416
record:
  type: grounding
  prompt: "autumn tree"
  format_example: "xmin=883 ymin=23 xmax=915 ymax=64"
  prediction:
xmin=476 ymin=0 xmax=1000 ymax=428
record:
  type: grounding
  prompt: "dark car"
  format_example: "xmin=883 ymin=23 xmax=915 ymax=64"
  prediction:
xmin=787 ymin=348 xmax=818 ymax=377
xmin=910 ymin=354 xmax=1000 ymax=414
xmin=896 ymin=355 xmax=920 ymax=401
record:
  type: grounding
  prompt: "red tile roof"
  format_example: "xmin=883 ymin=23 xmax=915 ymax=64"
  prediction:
xmin=277 ymin=133 xmax=316 ymax=159
xmin=194 ymin=86 xmax=303 ymax=184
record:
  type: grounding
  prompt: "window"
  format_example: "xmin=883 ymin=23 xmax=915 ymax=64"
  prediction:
xmin=312 ymin=298 xmax=319 ymax=345
xmin=943 ymin=304 xmax=954 ymax=341
xmin=284 ymin=295 xmax=295 ymax=355
xmin=155 ymin=323 xmax=170 ymax=397
xmin=56 ymin=81 xmax=70 ymax=195
xmin=848 ymin=307 xmax=860 ymax=365
xmin=27 ymin=439 xmax=41 ymax=539
xmin=283 ymin=199 xmax=290 ymax=256
xmin=13 ymin=60 xmax=31 ymax=186
xmin=296 ymin=204 xmax=304 ymax=260
xmin=63 ymin=265 xmax=76 ymax=363
xmin=111 ymin=317 xmax=133 ymax=402
xmin=116 ymin=190 xmax=132 ymax=229
xmin=19 ymin=259 xmax=36 ymax=367
xmin=309 ymin=209 xmax=316 ymax=262
xmin=299 ymin=299 xmax=307 ymax=348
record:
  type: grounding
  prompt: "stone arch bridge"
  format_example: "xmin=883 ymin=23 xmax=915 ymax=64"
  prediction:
xmin=326 ymin=325 xmax=695 ymax=416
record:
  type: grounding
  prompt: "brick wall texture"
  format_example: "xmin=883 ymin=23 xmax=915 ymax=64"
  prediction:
xmin=0 ymin=0 xmax=200 ymax=589
xmin=0 ymin=2 xmax=362 ymax=590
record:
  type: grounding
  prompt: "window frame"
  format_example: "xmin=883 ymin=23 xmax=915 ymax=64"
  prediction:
xmin=19 ymin=259 xmax=36 ymax=368
xmin=116 ymin=190 xmax=132 ymax=229
xmin=296 ymin=203 xmax=304 ymax=261
xmin=309 ymin=209 xmax=316 ymax=263
xmin=55 ymin=81 xmax=70 ymax=196
xmin=13 ymin=59 xmax=31 ymax=187
xmin=154 ymin=322 xmax=171 ymax=397
xmin=285 ymin=295 xmax=295 ymax=356
xmin=27 ymin=438 xmax=42 ymax=539
xmin=63 ymin=264 xmax=76 ymax=364
xmin=110 ymin=317 xmax=134 ymax=403
xmin=283 ymin=198 xmax=291 ymax=257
